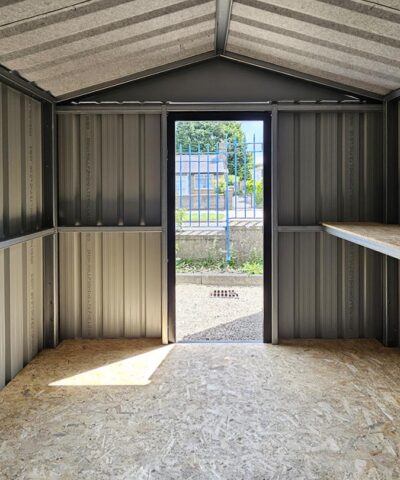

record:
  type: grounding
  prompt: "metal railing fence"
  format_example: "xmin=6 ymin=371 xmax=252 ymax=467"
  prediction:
xmin=175 ymin=137 xmax=263 ymax=261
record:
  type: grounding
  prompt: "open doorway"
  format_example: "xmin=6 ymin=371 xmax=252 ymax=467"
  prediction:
xmin=168 ymin=113 xmax=271 ymax=343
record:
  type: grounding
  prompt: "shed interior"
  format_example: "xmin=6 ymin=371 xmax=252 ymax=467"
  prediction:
xmin=0 ymin=1 xmax=400 ymax=477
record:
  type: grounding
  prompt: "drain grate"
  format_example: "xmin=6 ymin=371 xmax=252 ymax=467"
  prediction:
xmin=210 ymin=289 xmax=239 ymax=298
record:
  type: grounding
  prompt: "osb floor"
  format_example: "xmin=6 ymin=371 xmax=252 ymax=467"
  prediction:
xmin=1 ymin=340 xmax=400 ymax=479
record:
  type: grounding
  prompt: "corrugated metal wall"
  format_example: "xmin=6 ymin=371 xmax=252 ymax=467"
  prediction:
xmin=0 ymin=81 xmax=49 ymax=389
xmin=278 ymin=111 xmax=384 ymax=339
xmin=278 ymin=111 xmax=383 ymax=225
xmin=0 ymin=83 xmax=43 ymax=238
xmin=59 ymin=232 xmax=162 ymax=339
xmin=57 ymin=112 xmax=163 ymax=339
xmin=0 ymin=239 xmax=44 ymax=389
xmin=278 ymin=233 xmax=383 ymax=339
xmin=58 ymin=113 xmax=161 ymax=226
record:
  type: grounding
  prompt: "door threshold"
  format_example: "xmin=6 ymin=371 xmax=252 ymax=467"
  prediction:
xmin=176 ymin=339 xmax=265 ymax=344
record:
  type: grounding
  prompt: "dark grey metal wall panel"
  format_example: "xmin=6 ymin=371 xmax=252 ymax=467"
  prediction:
xmin=278 ymin=111 xmax=383 ymax=225
xmin=278 ymin=233 xmax=383 ymax=340
xmin=70 ymin=57 xmax=376 ymax=104
xmin=59 ymin=232 xmax=162 ymax=339
xmin=0 ymin=83 xmax=43 ymax=239
xmin=58 ymin=113 xmax=161 ymax=226
xmin=0 ymin=238 xmax=44 ymax=387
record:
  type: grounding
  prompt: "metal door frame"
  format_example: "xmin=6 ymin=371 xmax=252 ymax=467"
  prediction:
xmin=167 ymin=111 xmax=272 ymax=343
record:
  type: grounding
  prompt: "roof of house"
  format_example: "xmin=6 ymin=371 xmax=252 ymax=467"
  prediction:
xmin=0 ymin=1 xmax=398 ymax=100
xmin=176 ymin=154 xmax=228 ymax=174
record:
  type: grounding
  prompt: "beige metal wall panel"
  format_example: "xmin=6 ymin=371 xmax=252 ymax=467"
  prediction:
xmin=0 ymin=83 xmax=43 ymax=239
xmin=81 ymin=233 xmax=103 ymax=338
xmin=59 ymin=233 xmax=82 ymax=339
xmin=123 ymin=233 xmax=141 ymax=337
xmin=102 ymin=233 xmax=125 ymax=337
xmin=58 ymin=113 xmax=161 ymax=226
xmin=25 ymin=239 xmax=43 ymax=362
xmin=59 ymin=232 xmax=162 ymax=339
xmin=278 ymin=111 xmax=383 ymax=225
xmin=144 ymin=232 xmax=162 ymax=337
xmin=9 ymin=244 xmax=24 ymax=378
xmin=278 ymin=233 xmax=383 ymax=340
xmin=0 ymin=239 xmax=44 ymax=386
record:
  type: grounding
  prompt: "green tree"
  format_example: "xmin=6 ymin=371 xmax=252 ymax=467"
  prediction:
xmin=175 ymin=121 xmax=252 ymax=179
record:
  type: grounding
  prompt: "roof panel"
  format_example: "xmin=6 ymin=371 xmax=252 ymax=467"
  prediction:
xmin=5 ymin=4 xmax=214 ymax=72
xmin=0 ymin=0 xmax=216 ymax=97
xmin=20 ymin=21 xmax=215 ymax=82
xmin=229 ymin=20 xmax=400 ymax=81
xmin=0 ymin=0 xmax=83 ymax=26
xmin=227 ymin=0 xmax=400 ymax=95
xmin=42 ymin=37 xmax=214 ymax=96
xmin=0 ymin=0 xmax=399 ymax=97
xmin=228 ymin=43 xmax=390 ymax=95
xmin=0 ymin=0 xmax=188 ymax=54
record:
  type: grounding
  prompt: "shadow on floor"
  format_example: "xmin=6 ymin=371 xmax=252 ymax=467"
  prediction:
xmin=180 ymin=311 xmax=263 ymax=342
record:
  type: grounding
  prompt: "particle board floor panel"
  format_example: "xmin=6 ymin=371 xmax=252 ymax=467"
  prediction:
xmin=0 ymin=339 xmax=400 ymax=479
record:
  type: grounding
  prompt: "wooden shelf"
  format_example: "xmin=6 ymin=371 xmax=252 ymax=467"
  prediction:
xmin=322 ymin=222 xmax=400 ymax=259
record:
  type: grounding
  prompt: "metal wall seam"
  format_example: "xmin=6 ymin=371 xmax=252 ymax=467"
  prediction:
xmin=161 ymin=106 xmax=168 ymax=344
xmin=58 ymin=112 xmax=161 ymax=227
xmin=59 ymin=232 xmax=162 ymax=339
xmin=271 ymin=106 xmax=278 ymax=344
xmin=0 ymin=227 xmax=56 ymax=250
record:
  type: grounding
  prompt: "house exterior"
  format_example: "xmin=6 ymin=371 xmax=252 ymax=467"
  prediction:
xmin=175 ymin=152 xmax=233 ymax=211
xmin=175 ymin=153 xmax=227 ymax=196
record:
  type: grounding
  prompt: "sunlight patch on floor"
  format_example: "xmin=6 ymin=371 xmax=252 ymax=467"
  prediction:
xmin=49 ymin=345 xmax=174 ymax=386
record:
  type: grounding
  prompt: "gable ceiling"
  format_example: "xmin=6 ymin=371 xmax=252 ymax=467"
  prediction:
xmin=0 ymin=0 xmax=399 ymax=99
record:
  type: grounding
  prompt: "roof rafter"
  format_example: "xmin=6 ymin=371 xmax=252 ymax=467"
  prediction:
xmin=215 ymin=0 xmax=233 ymax=54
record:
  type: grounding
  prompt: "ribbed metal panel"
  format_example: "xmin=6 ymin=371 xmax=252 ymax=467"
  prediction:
xmin=278 ymin=233 xmax=383 ymax=340
xmin=58 ymin=113 xmax=161 ymax=226
xmin=0 ymin=83 xmax=43 ymax=239
xmin=278 ymin=109 xmax=384 ymax=340
xmin=278 ymin=111 xmax=383 ymax=225
xmin=0 ymin=238 xmax=43 ymax=388
xmin=59 ymin=232 xmax=162 ymax=339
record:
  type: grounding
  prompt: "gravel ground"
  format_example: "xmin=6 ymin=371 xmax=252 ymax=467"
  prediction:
xmin=176 ymin=284 xmax=263 ymax=341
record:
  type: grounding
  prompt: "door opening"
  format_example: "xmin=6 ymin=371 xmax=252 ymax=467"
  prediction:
xmin=167 ymin=113 xmax=272 ymax=343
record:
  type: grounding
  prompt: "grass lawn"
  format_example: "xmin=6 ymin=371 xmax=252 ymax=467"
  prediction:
xmin=179 ymin=212 xmax=225 ymax=222
xmin=176 ymin=258 xmax=263 ymax=275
